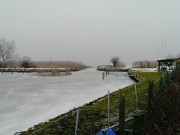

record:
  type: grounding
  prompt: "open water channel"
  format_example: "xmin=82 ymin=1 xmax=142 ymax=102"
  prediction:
xmin=0 ymin=67 xmax=134 ymax=135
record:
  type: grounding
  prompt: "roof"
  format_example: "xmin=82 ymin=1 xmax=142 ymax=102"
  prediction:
xmin=157 ymin=57 xmax=180 ymax=62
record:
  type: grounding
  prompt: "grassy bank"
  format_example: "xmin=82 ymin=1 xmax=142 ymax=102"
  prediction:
xmin=18 ymin=71 xmax=161 ymax=135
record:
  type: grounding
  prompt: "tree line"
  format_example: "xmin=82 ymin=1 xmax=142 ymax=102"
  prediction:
xmin=0 ymin=38 xmax=33 ymax=68
xmin=0 ymin=38 xmax=87 ymax=70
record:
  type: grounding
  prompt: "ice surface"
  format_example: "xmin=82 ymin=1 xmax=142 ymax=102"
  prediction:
xmin=0 ymin=67 xmax=134 ymax=135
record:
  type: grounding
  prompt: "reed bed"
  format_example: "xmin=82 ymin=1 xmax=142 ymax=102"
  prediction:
xmin=132 ymin=61 xmax=157 ymax=68
xmin=34 ymin=61 xmax=87 ymax=71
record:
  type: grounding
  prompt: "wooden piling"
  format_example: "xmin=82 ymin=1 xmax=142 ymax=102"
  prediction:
xmin=119 ymin=91 xmax=125 ymax=135
xmin=148 ymin=80 xmax=154 ymax=113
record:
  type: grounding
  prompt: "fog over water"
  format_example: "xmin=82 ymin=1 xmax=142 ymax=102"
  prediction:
xmin=0 ymin=68 xmax=134 ymax=135
xmin=0 ymin=1 xmax=180 ymax=65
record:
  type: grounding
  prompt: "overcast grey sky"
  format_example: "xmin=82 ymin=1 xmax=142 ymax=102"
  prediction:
xmin=0 ymin=0 xmax=180 ymax=65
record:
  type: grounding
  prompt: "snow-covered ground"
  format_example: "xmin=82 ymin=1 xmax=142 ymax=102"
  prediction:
xmin=0 ymin=67 xmax=134 ymax=135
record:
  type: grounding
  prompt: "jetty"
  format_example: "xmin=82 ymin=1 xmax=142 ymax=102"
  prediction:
xmin=0 ymin=67 xmax=72 ymax=73
xmin=97 ymin=65 xmax=129 ymax=72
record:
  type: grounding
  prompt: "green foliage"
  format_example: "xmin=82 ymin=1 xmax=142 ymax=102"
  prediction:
xmin=143 ymin=71 xmax=180 ymax=135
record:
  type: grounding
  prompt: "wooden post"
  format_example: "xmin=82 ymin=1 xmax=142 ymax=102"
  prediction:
xmin=134 ymin=83 xmax=139 ymax=112
xmin=162 ymin=72 xmax=164 ymax=86
xmin=108 ymin=90 xmax=110 ymax=129
xmin=148 ymin=81 xmax=153 ymax=113
xmin=159 ymin=74 xmax=163 ymax=89
xmin=102 ymin=72 xmax=105 ymax=80
xmin=119 ymin=91 xmax=125 ymax=135
xmin=166 ymin=72 xmax=169 ymax=83
xmin=158 ymin=62 xmax=161 ymax=73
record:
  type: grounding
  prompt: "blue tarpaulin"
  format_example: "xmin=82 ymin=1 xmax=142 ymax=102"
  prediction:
xmin=98 ymin=129 xmax=116 ymax=135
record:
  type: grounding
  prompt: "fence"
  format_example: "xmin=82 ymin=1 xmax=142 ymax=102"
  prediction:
xmin=72 ymin=71 xmax=175 ymax=135
xmin=19 ymin=71 xmax=177 ymax=135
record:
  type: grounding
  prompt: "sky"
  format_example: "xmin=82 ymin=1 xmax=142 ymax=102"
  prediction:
xmin=0 ymin=0 xmax=180 ymax=65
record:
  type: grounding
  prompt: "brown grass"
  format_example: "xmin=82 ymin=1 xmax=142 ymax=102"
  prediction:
xmin=34 ymin=61 xmax=87 ymax=70
xmin=34 ymin=69 xmax=72 ymax=77
xmin=117 ymin=61 xmax=126 ymax=67
xmin=132 ymin=61 xmax=157 ymax=68
xmin=5 ymin=61 xmax=87 ymax=70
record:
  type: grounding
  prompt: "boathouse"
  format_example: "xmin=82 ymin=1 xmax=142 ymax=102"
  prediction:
xmin=157 ymin=57 xmax=180 ymax=72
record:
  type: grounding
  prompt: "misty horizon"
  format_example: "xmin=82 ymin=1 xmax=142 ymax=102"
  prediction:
xmin=1 ymin=0 xmax=180 ymax=66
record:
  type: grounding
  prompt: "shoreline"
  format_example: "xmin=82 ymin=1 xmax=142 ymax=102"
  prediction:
xmin=16 ymin=71 xmax=137 ymax=134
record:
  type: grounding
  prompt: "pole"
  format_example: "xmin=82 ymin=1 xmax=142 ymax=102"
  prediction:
xmin=134 ymin=83 xmax=139 ymax=112
xmin=108 ymin=90 xmax=110 ymax=129
xmin=148 ymin=81 xmax=153 ymax=113
xmin=162 ymin=35 xmax=164 ymax=59
xmin=119 ymin=91 xmax=125 ymax=135
xmin=75 ymin=110 xmax=80 ymax=135
xmin=102 ymin=72 xmax=105 ymax=80
xmin=162 ymin=72 xmax=164 ymax=87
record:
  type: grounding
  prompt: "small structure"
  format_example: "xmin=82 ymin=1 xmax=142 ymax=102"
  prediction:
xmin=157 ymin=57 xmax=180 ymax=72
xmin=174 ymin=58 xmax=180 ymax=70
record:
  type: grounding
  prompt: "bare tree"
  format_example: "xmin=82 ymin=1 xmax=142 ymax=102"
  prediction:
xmin=0 ymin=38 xmax=15 ymax=67
xmin=111 ymin=56 xmax=119 ymax=67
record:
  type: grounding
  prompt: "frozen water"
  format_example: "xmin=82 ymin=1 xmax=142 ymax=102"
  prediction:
xmin=0 ymin=67 xmax=134 ymax=135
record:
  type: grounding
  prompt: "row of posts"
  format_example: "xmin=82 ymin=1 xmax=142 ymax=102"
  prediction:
xmin=74 ymin=82 xmax=140 ymax=135
xmin=74 ymin=72 xmax=172 ymax=134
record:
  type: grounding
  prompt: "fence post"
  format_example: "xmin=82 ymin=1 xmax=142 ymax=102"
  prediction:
xmin=162 ymin=72 xmax=164 ymax=86
xmin=75 ymin=110 xmax=80 ymax=135
xmin=108 ymin=90 xmax=110 ymax=129
xmin=119 ymin=91 xmax=125 ymax=135
xmin=134 ymin=83 xmax=139 ymax=112
xmin=166 ymin=72 xmax=169 ymax=83
xmin=159 ymin=73 xmax=164 ymax=90
xmin=148 ymin=81 xmax=154 ymax=113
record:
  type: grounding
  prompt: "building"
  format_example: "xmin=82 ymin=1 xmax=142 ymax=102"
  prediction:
xmin=174 ymin=58 xmax=180 ymax=70
xmin=157 ymin=57 xmax=180 ymax=72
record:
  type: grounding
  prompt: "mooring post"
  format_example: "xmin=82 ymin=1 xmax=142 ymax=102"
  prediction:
xmin=108 ymin=90 xmax=110 ymax=129
xmin=134 ymin=83 xmax=139 ymax=112
xmin=75 ymin=110 xmax=80 ymax=135
xmin=102 ymin=72 xmax=105 ymax=80
xmin=119 ymin=91 xmax=125 ymax=135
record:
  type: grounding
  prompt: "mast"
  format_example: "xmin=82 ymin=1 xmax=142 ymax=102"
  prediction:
xmin=162 ymin=35 xmax=164 ymax=59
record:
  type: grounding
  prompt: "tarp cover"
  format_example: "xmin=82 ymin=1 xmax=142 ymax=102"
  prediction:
xmin=98 ymin=129 xmax=116 ymax=135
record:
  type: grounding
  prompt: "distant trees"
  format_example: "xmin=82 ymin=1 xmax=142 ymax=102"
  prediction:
xmin=20 ymin=56 xmax=35 ymax=68
xmin=110 ymin=57 xmax=126 ymax=68
xmin=111 ymin=57 xmax=119 ymax=67
xmin=0 ymin=38 xmax=15 ymax=67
